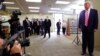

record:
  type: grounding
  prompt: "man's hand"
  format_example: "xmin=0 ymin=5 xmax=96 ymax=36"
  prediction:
xmin=94 ymin=29 xmax=97 ymax=32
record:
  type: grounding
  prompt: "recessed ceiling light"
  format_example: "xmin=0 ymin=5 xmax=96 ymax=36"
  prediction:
xmin=26 ymin=0 xmax=41 ymax=3
xmin=48 ymin=11 xmax=56 ymax=13
xmin=28 ymin=7 xmax=40 ymax=9
xmin=63 ymin=8 xmax=72 ymax=11
xmin=30 ymin=10 xmax=39 ymax=12
xmin=56 ymin=1 xmax=70 ymax=4
xmin=3 ymin=2 xmax=15 ymax=4
xmin=50 ymin=8 xmax=61 ymax=10
xmin=6 ymin=7 xmax=20 ymax=9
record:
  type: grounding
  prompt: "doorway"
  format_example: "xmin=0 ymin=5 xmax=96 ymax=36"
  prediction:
xmin=53 ymin=13 xmax=63 ymax=31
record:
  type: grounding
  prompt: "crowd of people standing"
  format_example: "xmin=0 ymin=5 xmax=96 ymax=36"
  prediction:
xmin=23 ymin=17 xmax=51 ymax=38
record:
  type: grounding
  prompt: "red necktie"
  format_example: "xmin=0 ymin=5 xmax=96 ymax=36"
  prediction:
xmin=85 ymin=11 xmax=89 ymax=26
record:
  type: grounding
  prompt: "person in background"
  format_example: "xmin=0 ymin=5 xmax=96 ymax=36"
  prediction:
xmin=31 ymin=19 xmax=35 ymax=34
xmin=30 ymin=19 xmax=34 ymax=35
xmin=30 ymin=20 xmax=33 ymax=35
xmin=48 ymin=19 xmax=51 ymax=37
xmin=32 ymin=19 xmax=37 ymax=34
xmin=62 ymin=20 xmax=66 ymax=35
xmin=23 ymin=17 xmax=31 ymax=38
xmin=44 ymin=18 xmax=51 ymax=38
xmin=56 ymin=20 xmax=61 ymax=35
xmin=79 ymin=1 xmax=98 ymax=56
xmin=36 ymin=19 xmax=40 ymax=35
xmin=39 ymin=19 xmax=44 ymax=36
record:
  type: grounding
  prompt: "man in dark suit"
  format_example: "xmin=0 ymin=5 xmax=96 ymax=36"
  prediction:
xmin=56 ymin=20 xmax=61 ymax=35
xmin=32 ymin=19 xmax=37 ymax=34
xmin=44 ymin=19 xmax=51 ymax=38
xmin=40 ymin=19 xmax=44 ymax=36
xmin=23 ymin=17 xmax=31 ymax=38
xmin=79 ymin=1 xmax=98 ymax=56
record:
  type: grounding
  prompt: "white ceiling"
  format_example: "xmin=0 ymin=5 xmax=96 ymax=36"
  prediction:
xmin=4 ymin=0 xmax=85 ymax=14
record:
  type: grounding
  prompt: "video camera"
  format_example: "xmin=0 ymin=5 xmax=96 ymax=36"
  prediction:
xmin=9 ymin=38 xmax=30 ymax=48
xmin=8 ymin=10 xmax=21 ymax=23
xmin=12 ymin=10 xmax=21 ymax=18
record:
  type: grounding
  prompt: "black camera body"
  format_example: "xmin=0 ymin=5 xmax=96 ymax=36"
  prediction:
xmin=8 ymin=10 xmax=21 ymax=24
xmin=20 ymin=38 xmax=30 ymax=47
xmin=8 ymin=38 xmax=30 ymax=48
xmin=12 ymin=10 xmax=21 ymax=18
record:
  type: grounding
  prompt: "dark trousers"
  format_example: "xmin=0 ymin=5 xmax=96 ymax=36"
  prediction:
xmin=25 ymin=29 xmax=30 ymax=38
xmin=62 ymin=27 xmax=66 ymax=35
xmin=40 ymin=27 xmax=44 ymax=35
xmin=30 ymin=28 xmax=33 ymax=35
xmin=44 ymin=28 xmax=50 ymax=38
xmin=36 ymin=26 xmax=40 ymax=35
xmin=57 ymin=27 xmax=60 ymax=35
xmin=34 ymin=27 xmax=37 ymax=34
xmin=82 ymin=26 xmax=94 ymax=54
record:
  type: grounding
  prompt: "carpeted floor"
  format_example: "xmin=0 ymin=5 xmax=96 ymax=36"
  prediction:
xmin=25 ymin=32 xmax=100 ymax=56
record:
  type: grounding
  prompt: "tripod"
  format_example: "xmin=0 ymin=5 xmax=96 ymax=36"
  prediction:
xmin=72 ymin=28 xmax=81 ymax=45
xmin=72 ymin=14 xmax=81 ymax=45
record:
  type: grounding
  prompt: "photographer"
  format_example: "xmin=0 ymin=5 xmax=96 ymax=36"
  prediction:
xmin=8 ymin=10 xmax=21 ymax=36
xmin=8 ymin=15 xmax=20 ymax=36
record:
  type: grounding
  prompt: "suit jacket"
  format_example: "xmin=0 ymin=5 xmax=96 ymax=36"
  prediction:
xmin=44 ymin=19 xmax=51 ymax=29
xmin=79 ymin=9 xmax=98 ymax=31
xmin=23 ymin=20 xmax=31 ymax=29
xmin=56 ymin=22 xmax=61 ymax=28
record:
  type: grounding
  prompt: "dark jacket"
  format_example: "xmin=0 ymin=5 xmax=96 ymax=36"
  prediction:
xmin=79 ymin=9 xmax=98 ymax=31
xmin=56 ymin=22 xmax=61 ymax=28
xmin=44 ymin=19 xmax=51 ymax=29
xmin=23 ymin=20 xmax=31 ymax=29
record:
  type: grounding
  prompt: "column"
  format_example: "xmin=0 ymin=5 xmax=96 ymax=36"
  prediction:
xmin=92 ymin=0 xmax=100 ymax=49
